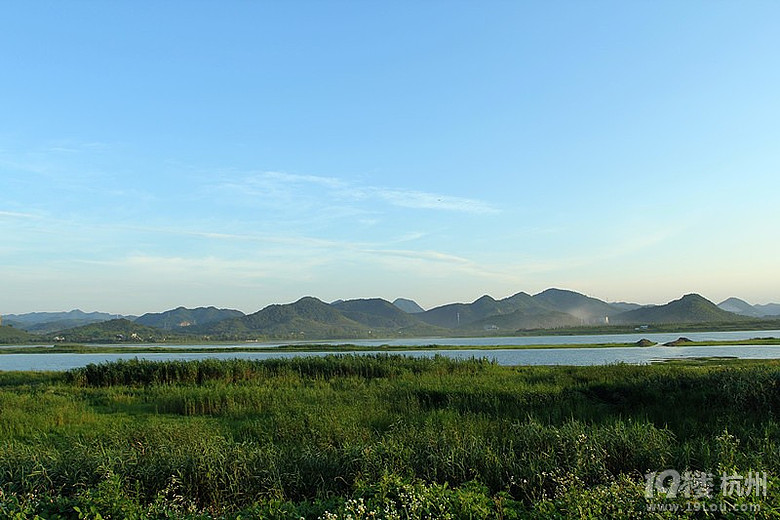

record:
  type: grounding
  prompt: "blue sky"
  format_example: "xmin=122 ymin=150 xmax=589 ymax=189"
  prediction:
xmin=2 ymin=1 xmax=779 ymax=314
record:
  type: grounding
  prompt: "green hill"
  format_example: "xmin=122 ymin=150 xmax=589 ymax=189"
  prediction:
xmin=419 ymin=292 xmax=545 ymax=328
xmin=331 ymin=298 xmax=431 ymax=330
xmin=4 ymin=310 xmax=124 ymax=334
xmin=135 ymin=306 xmax=244 ymax=330
xmin=0 ymin=325 xmax=37 ymax=344
xmin=613 ymin=294 xmax=750 ymax=325
xmin=532 ymin=288 xmax=616 ymax=324
xmin=392 ymin=298 xmax=425 ymax=314
xmin=20 ymin=319 xmax=120 ymax=335
xmin=418 ymin=291 xmax=597 ymax=330
xmin=206 ymin=297 xmax=370 ymax=339
xmin=469 ymin=309 xmax=581 ymax=332
xmin=48 ymin=319 xmax=169 ymax=343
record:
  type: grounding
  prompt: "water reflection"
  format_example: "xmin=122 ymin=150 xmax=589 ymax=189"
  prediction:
xmin=2 ymin=344 xmax=780 ymax=371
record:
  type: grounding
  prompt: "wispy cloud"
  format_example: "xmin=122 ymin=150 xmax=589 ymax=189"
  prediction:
xmin=506 ymin=227 xmax=683 ymax=276
xmin=362 ymin=248 xmax=474 ymax=265
xmin=120 ymin=225 xmax=359 ymax=250
xmin=363 ymin=187 xmax=498 ymax=214
xmin=392 ymin=231 xmax=427 ymax=243
xmin=357 ymin=247 xmax=525 ymax=284
xmin=78 ymin=253 xmax=330 ymax=284
xmin=118 ymin=223 xmax=435 ymax=257
xmin=0 ymin=210 xmax=41 ymax=219
xmin=261 ymin=171 xmax=346 ymax=189
xmin=220 ymin=171 xmax=499 ymax=215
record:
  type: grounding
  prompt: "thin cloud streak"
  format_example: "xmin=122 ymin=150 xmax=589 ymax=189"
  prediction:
xmin=262 ymin=171 xmax=346 ymax=189
xmin=0 ymin=210 xmax=41 ymax=219
xmin=220 ymin=171 xmax=500 ymax=215
xmin=362 ymin=248 xmax=474 ymax=265
xmin=505 ymin=227 xmax=683 ymax=276
xmin=122 ymin=225 xmax=366 ymax=250
xmin=366 ymin=187 xmax=499 ymax=214
xmin=76 ymin=254 xmax=329 ymax=283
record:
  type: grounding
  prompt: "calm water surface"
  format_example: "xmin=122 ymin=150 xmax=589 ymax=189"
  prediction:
xmin=1 ymin=331 xmax=780 ymax=372
xmin=4 ymin=329 xmax=776 ymax=350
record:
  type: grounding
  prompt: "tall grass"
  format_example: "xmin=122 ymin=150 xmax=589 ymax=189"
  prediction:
xmin=2 ymin=356 xmax=780 ymax=518
xmin=65 ymin=355 xmax=497 ymax=387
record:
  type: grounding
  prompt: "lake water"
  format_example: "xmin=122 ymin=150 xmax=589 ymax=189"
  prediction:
xmin=1 ymin=330 xmax=779 ymax=371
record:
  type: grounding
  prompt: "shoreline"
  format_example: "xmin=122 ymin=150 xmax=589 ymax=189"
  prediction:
xmin=1 ymin=337 xmax=779 ymax=355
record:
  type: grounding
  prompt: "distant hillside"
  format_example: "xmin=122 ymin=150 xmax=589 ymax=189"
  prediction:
xmin=392 ymin=298 xmax=425 ymax=314
xmin=331 ymin=299 xmax=432 ymax=330
xmin=48 ymin=319 xmax=168 ymax=343
xmin=205 ymin=297 xmax=370 ymax=339
xmin=10 ymin=288 xmax=776 ymax=341
xmin=419 ymin=294 xmax=508 ymax=328
xmin=609 ymin=301 xmax=645 ymax=313
xmin=613 ymin=294 xmax=750 ymax=325
xmin=717 ymin=297 xmax=764 ymax=318
xmin=135 ymin=306 xmax=244 ymax=330
xmin=4 ymin=310 xmax=121 ymax=332
xmin=755 ymin=303 xmax=780 ymax=317
xmin=532 ymin=288 xmax=616 ymax=324
xmin=470 ymin=309 xmax=580 ymax=332
xmin=0 ymin=325 xmax=37 ymax=344
xmin=419 ymin=292 xmax=560 ymax=329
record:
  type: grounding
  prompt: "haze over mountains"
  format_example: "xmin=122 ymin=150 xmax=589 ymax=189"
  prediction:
xmin=717 ymin=297 xmax=780 ymax=318
xmin=392 ymin=298 xmax=425 ymax=314
xmin=612 ymin=294 xmax=752 ymax=325
xmin=2 ymin=310 xmax=127 ymax=334
xmin=134 ymin=307 xmax=245 ymax=330
xmin=2 ymin=289 xmax=779 ymax=343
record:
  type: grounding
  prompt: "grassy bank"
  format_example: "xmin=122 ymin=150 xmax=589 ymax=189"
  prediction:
xmin=1 ymin=356 xmax=780 ymax=518
xmin=510 ymin=318 xmax=780 ymax=336
xmin=3 ymin=319 xmax=780 ymax=347
xmin=2 ymin=336 xmax=779 ymax=355
xmin=0 ymin=341 xmax=648 ymax=355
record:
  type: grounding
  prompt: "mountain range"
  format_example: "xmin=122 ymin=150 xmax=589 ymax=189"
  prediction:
xmin=392 ymin=298 xmax=425 ymax=314
xmin=2 ymin=289 xmax=779 ymax=342
xmin=2 ymin=310 xmax=130 ymax=334
xmin=717 ymin=297 xmax=780 ymax=318
xmin=612 ymin=294 xmax=752 ymax=325
xmin=415 ymin=290 xmax=589 ymax=330
xmin=134 ymin=306 xmax=245 ymax=330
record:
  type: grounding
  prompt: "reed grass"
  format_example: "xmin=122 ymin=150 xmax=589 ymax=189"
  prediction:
xmin=1 ymin=356 xmax=779 ymax=518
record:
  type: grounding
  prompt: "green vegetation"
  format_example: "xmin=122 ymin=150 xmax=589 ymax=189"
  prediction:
xmin=2 ymin=356 xmax=780 ymax=518
xmin=663 ymin=337 xmax=780 ymax=346
xmin=612 ymin=294 xmax=752 ymax=325
xmin=0 ymin=340 xmax=662 ymax=355
xmin=205 ymin=297 xmax=445 ymax=340
xmin=6 ymin=336 xmax=780 ymax=355
xmin=0 ymin=324 xmax=36 ymax=343
xmin=2 ymin=311 xmax=122 ymax=335
xmin=4 ymin=292 xmax=780 ymax=345
xmin=134 ymin=307 xmax=245 ymax=331
xmin=512 ymin=318 xmax=780 ymax=337
xmin=417 ymin=291 xmax=581 ymax=330
xmin=43 ymin=319 xmax=171 ymax=344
